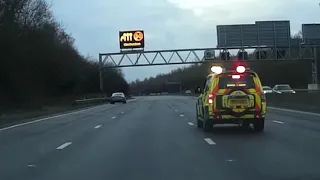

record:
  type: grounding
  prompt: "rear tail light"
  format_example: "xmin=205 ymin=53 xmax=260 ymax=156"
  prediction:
xmin=208 ymin=94 xmax=214 ymax=104
xmin=255 ymin=114 xmax=261 ymax=119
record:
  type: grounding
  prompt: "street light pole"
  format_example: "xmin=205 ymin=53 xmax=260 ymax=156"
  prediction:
xmin=99 ymin=53 xmax=104 ymax=92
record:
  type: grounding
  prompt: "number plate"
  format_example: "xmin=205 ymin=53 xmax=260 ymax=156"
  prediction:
xmin=229 ymin=99 xmax=248 ymax=106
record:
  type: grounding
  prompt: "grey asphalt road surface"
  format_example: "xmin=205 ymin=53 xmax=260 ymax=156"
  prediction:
xmin=0 ymin=96 xmax=320 ymax=180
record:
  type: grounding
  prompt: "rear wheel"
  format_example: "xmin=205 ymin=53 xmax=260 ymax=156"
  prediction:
xmin=253 ymin=118 xmax=265 ymax=132
xmin=242 ymin=122 xmax=250 ymax=130
xmin=197 ymin=120 xmax=203 ymax=128
xmin=123 ymin=101 xmax=127 ymax=104
xmin=110 ymin=101 xmax=115 ymax=104
xmin=203 ymin=107 xmax=213 ymax=132
xmin=196 ymin=105 xmax=203 ymax=128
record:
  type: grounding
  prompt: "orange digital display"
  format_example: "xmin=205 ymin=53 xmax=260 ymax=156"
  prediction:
xmin=119 ymin=30 xmax=145 ymax=49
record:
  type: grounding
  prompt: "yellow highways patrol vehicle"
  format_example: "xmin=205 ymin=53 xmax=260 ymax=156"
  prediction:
xmin=196 ymin=65 xmax=267 ymax=132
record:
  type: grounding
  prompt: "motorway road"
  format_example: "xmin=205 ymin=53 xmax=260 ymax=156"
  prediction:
xmin=0 ymin=96 xmax=320 ymax=180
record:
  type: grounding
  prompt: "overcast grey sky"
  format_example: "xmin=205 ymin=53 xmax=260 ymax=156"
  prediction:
xmin=50 ymin=0 xmax=320 ymax=82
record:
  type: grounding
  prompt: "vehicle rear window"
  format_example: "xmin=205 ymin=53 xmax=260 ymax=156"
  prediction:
xmin=218 ymin=75 xmax=256 ymax=89
xmin=277 ymin=85 xmax=292 ymax=90
xmin=112 ymin=93 xmax=124 ymax=96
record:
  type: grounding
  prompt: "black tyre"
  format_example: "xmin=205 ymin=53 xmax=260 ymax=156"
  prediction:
xmin=196 ymin=105 xmax=203 ymax=128
xmin=253 ymin=118 xmax=265 ymax=132
xmin=203 ymin=120 xmax=213 ymax=132
xmin=110 ymin=101 xmax=115 ymax=104
xmin=242 ymin=122 xmax=250 ymax=130
xmin=197 ymin=120 xmax=203 ymax=128
xmin=123 ymin=101 xmax=127 ymax=104
xmin=203 ymin=107 xmax=213 ymax=132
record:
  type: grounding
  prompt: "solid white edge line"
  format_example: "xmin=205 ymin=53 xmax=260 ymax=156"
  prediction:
xmin=204 ymin=138 xmax=216 ymax=145
xmin=273 ymin=120 xmax=284 ymax=124
xmin=0 ymin=98 xmax=138 ymax=132
xmin=56 ymin=142 xmax=72 ymax=150
xmin=94 ymin=125 xmax=102 ymax=129
xmin=188 ymin=122 xmax=194 ymax=126
xmin=268 ymin=106 xmax=320 ymax=117
xmin=0 ymin=105 xmax=109 ymax=132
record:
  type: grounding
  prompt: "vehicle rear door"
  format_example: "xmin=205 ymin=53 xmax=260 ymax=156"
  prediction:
xmin=198 ymin=76 xmax=214 ymax=117
xmin=215 ymin=73 xmax=262 ymax=115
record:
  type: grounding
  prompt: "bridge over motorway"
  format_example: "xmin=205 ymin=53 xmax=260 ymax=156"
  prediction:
xmin=98 ymin=21 xmax=320 ymax=92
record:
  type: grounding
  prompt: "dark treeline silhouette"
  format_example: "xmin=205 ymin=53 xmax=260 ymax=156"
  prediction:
xmin=0 ymin=0 xmax=129 ymax=110
xmin=131 ymin=33 xmax=313 ymax=95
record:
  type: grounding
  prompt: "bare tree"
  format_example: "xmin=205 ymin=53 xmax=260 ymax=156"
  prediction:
xmin=0 ymin=0 xmax=129 ymax=110
xmin=292 ymin=30 xmax=303 ymax=39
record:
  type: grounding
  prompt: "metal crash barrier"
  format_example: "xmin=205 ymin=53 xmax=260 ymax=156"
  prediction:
xmin=265 ymin=89 xmax=320 ymax=112
xmin=72 ymin=97 xmax=110 ymax=105
xmin=72 ymin=96 xmax=134 ymax=105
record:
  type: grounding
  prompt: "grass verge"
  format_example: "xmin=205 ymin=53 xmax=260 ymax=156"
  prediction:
xmin=0 ymin=96 xmax=135 ymax=129
xmin=0 ymin=102 xmax=108 ymax=129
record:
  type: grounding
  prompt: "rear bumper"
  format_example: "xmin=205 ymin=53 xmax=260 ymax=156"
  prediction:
xmin=111 ymin=99 xmax=126 ymax=102
xmin=208 ymin=116 xmax=264 ymax=124
xmin=208 ymin=112 xmax=265 ymax=124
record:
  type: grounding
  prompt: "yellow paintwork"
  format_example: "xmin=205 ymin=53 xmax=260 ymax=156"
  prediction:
xmin=199 ymin=70 xmax=266 ymax=119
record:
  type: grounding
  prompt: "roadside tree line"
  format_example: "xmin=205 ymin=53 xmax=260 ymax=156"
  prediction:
xmin=0 ymin=0 xmax=129 ymax=111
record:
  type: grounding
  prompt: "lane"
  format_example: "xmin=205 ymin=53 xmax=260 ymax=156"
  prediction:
xmin=0 ymin=96 xmax=240 ymax=180
xmin=0 ymin=98 xmax=141 ymax=178
xmin=1 ymin=95 xmax=320 ymax=180
xmin=173 ymin=96 xmax=320 ymax=179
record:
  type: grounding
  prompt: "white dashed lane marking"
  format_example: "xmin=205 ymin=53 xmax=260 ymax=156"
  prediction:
xmin=111 ymin=116 xmax=116 ymax=119
xmin=94 ymin=125 xmax=102 ymax=129
xmin=0 ymin=105 xmax=112 ymax=132
xmin=0 ymin=99 xmax=138 ymax=132
xmin=56 ymin=142 xmax=72 ymax=150
xmin=188 ymin=122 xmax=194 ymax=126
xmin=175 ymin=110 xmax=178 ymax=112
xmin=273 ymin=120 xmax=284 ymax=124
xmin=204 ymin=138 xmax=216 ymax=145
xmin=180 ymin=114 xmax=184 ymax=117
xmin=121 ymin=112 xmax=124 ymax=114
